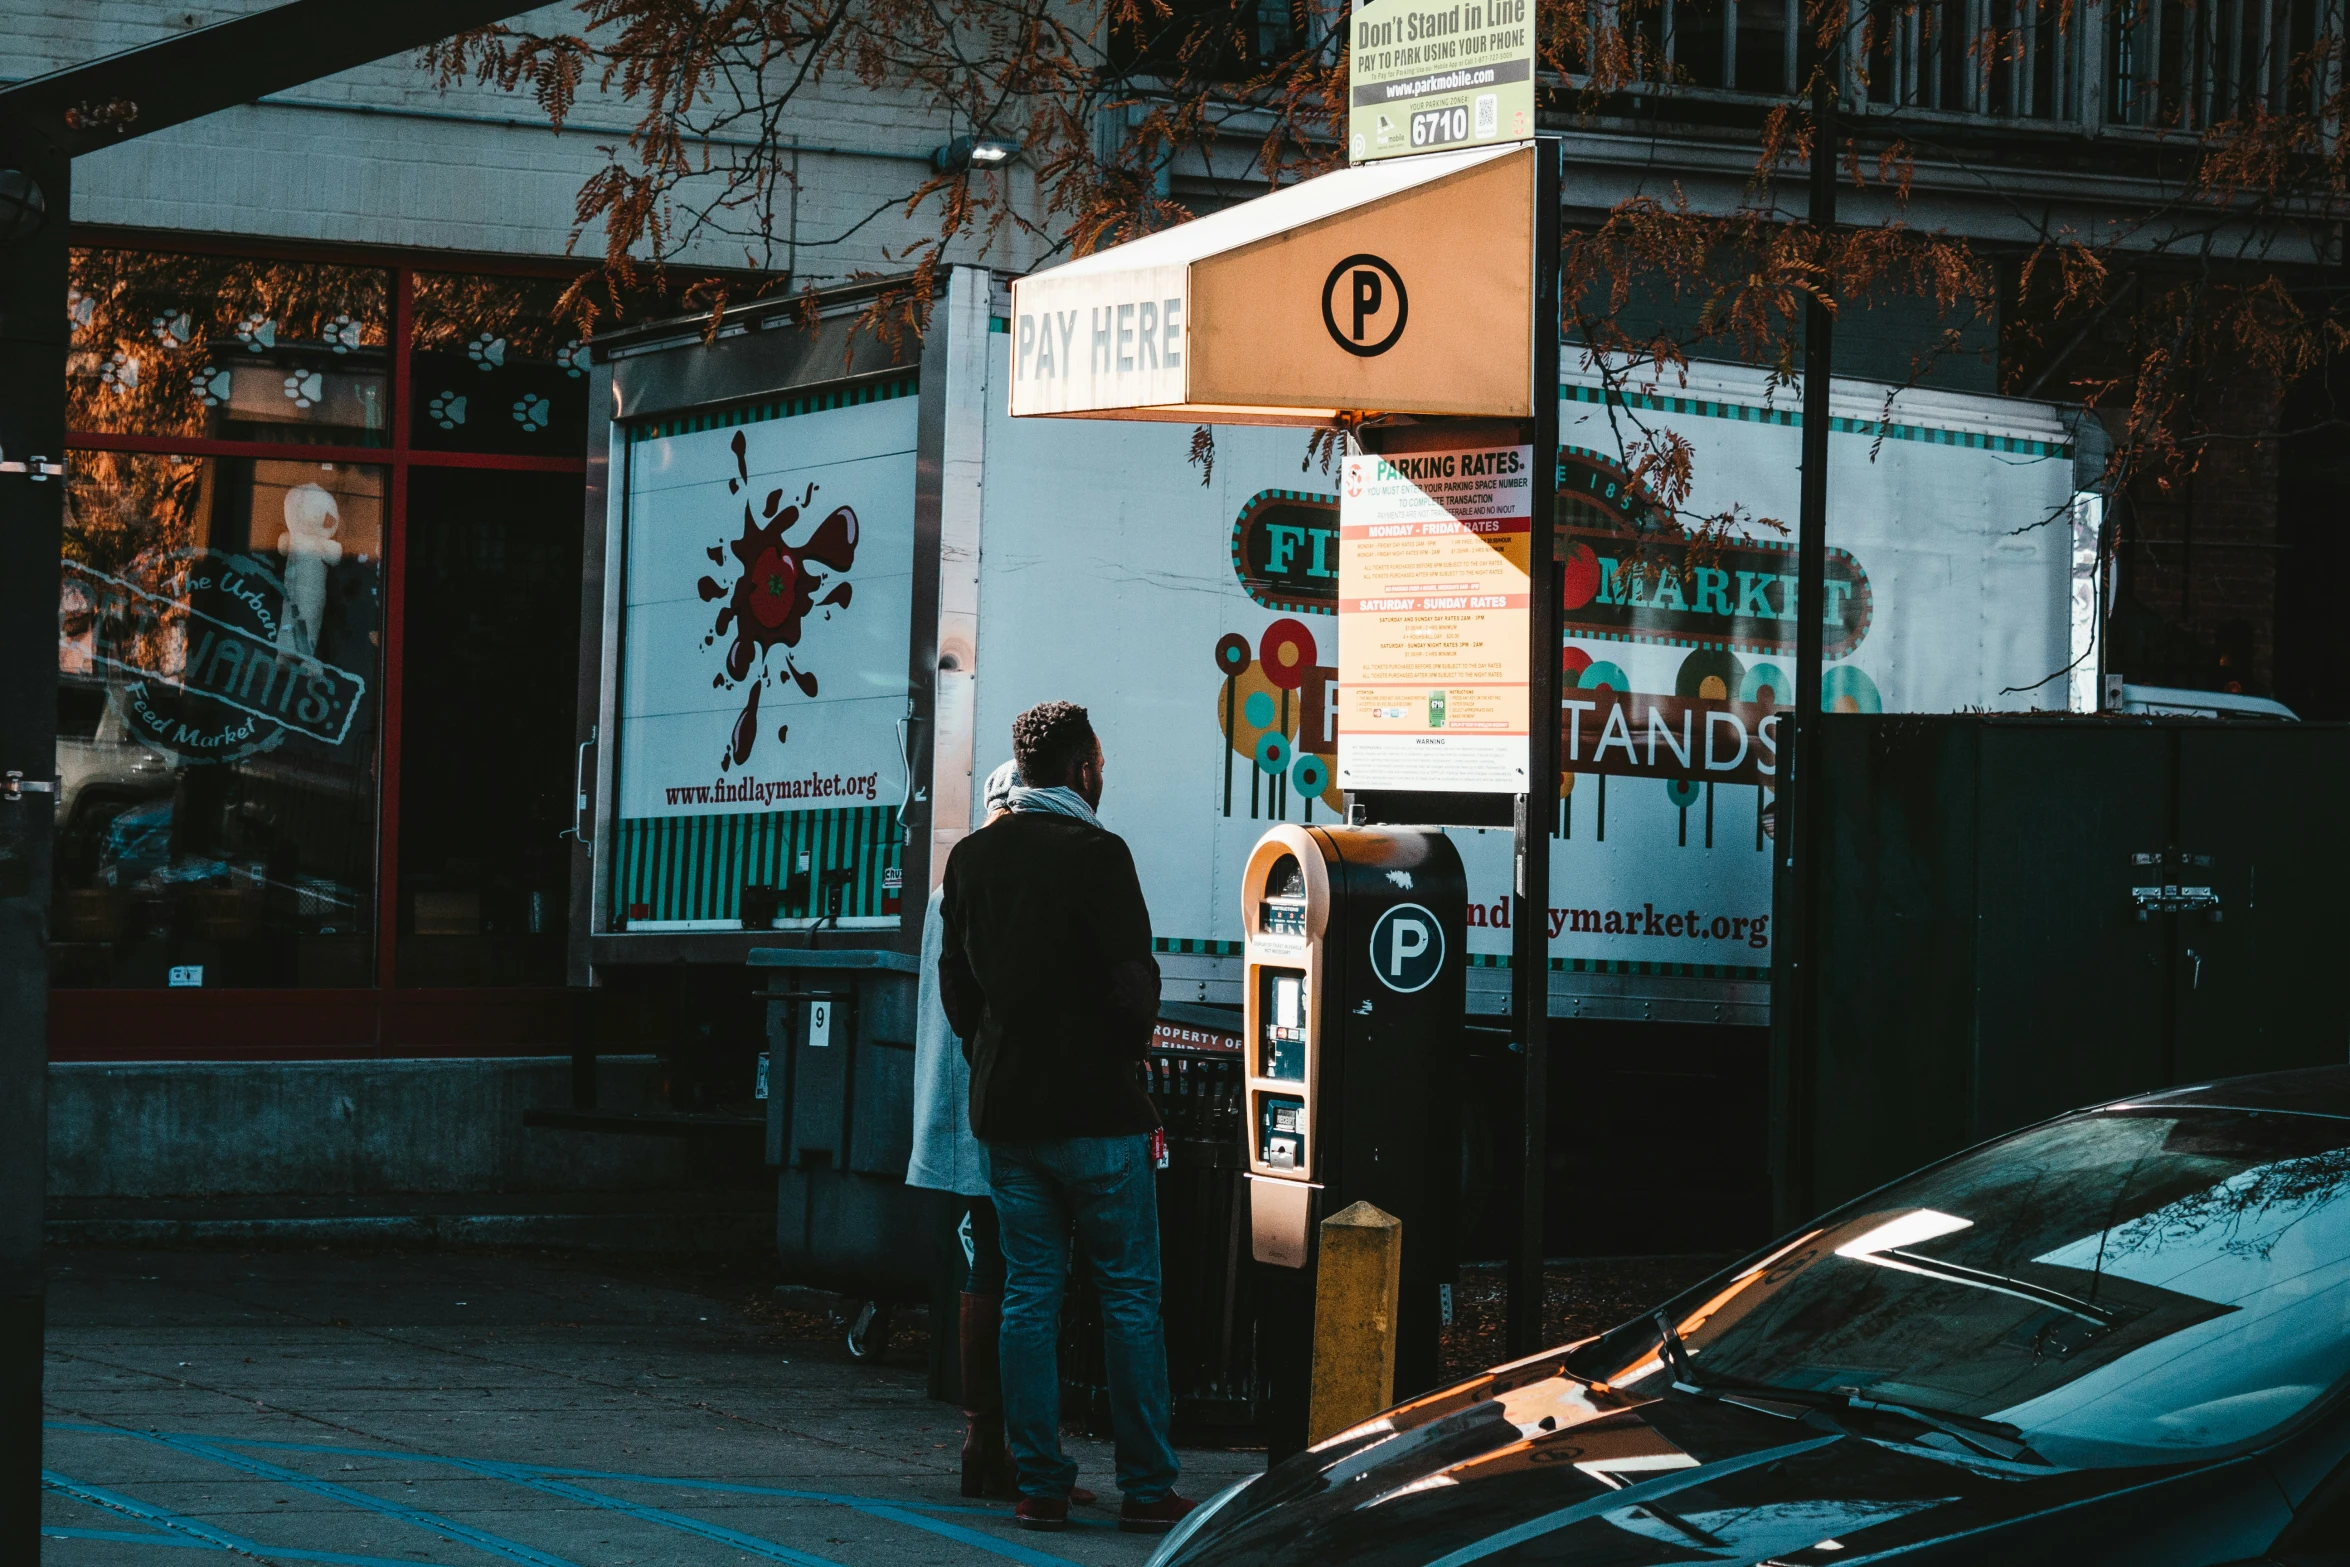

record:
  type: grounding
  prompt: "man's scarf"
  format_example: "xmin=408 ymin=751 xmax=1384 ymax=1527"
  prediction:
xmin=1008 ymin=785 xmax=1101 ymax=828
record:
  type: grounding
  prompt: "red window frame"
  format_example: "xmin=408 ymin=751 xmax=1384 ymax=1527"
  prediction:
xmin=55 ymin=228 xmax=590 ymax=1062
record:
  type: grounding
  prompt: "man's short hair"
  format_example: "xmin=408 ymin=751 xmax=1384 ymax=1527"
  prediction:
xmin=1012 ymin=701 xmax=1095 ymax=787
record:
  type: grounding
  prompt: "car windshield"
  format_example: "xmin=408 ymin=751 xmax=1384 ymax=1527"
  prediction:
xmin=1566 ymin=1104 xmax=2350 ymax=1468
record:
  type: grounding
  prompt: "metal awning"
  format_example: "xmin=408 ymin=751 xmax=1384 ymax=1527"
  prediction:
xmin=1008 ymin=142 xmax=1536 ymax=426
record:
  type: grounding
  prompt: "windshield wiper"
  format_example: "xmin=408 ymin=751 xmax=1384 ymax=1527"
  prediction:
xmin=1651 ymin=1317 xmax=1841 ymax=1410
xmin=1841 ymin=1394 xmax=2044 ymax=1464
xmin=1658 ymin=1366 xmax=2053 ymax=1467
xmin=1867 ymin=1249 xmax=2118 ymax=1328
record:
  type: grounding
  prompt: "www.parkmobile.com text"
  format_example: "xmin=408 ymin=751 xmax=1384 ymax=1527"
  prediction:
xmin=1470 ymin=898 xmax=1770 ymax=948
xmin=664 ymin=771 xmax=880 ymax=807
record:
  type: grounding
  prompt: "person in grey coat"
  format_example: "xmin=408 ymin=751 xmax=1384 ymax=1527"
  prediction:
xmin=907 ymin=760 xmax=1015 ymax=1204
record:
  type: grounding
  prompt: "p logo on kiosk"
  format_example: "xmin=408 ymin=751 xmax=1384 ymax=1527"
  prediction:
xmin=1370 ymin=903 xmax=1443 ymax=991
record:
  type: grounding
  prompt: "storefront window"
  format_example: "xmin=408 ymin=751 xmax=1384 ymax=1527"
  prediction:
xmin=56 ymin=452 xmax=384 ymax=987
xmin=56 ymin=242 xmax=613 ymax=1008
xmin=68 ymin=250 xmax=391 ymax=447
xmin=409 ymin=272 xmax=590 ymax=456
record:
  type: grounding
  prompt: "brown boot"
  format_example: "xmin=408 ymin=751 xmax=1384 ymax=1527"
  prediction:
xmin=959 ymin=1291 xmax=1017 ymax=1498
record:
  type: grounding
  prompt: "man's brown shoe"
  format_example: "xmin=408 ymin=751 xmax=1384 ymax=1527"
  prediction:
xmin=1118 ymin=1493 xmax=1199 ymax=1534
xmin=1014 ymin=1494 xmax=1069 ymax=1531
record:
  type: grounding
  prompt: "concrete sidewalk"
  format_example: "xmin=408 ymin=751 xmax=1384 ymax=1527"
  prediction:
xmin=40 ymin=1247 xmax=1266 ymax=1567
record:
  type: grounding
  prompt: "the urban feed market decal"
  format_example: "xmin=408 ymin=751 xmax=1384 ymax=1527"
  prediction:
xmin=61 ymin=545 xmax=368 ymax=765
xmin=613 ymin=385 xmax=916 ymax=929
xmin=1348 ymin=0 xmax=1535 ymax=162
xmin=1337 ymin=441 xmax=1534 ymax=794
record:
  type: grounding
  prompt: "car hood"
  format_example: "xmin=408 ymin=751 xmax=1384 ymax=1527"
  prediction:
xmin=1164 ymin=1363 xmax=2219 ymax=1567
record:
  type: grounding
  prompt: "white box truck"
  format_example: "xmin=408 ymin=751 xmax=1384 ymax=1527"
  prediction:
xmin=573 ymin=265 xmax=2101 ymax=1028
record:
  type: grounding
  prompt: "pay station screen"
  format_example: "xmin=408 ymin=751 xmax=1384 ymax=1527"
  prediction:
xmin=1259 ymin=968 xmax=1306 ymax=1082
xmin=1260 ymin=1094 xmax=1304 ymax=1170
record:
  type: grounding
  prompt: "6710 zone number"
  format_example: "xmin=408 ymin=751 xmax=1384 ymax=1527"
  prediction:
xmin=1410 ymin=106 xmax=1470 ymax=147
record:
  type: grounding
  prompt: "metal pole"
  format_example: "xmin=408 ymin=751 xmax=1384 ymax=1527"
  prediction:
xmin=0 ymin=128 xmax=65 ymax=1555
xmin=1770 ymin=77 xmax=1835 ymax=1235
xmin=1508 ymin=137 xmax=1563 ymax=1359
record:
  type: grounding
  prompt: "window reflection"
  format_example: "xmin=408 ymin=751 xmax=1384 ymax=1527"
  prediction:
xmin=409 ymin=272 xmax=590 ymax=455
xmin=67 ymin=249 xmax=391 ymax=446
xmin=56 ymin=452 xmax=384 ymax=988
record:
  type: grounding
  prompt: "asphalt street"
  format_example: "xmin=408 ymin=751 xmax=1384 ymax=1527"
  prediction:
xmin=39 ymin=1248 xmax=1267 ymax=1567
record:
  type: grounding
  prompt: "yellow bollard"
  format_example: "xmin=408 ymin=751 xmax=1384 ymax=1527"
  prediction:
xmin=1306 ymin=1200 xmax=1402 ymax=1446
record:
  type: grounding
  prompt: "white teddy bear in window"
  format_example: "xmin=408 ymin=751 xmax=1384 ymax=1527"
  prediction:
xmin=277 ymin=482 xmax=342 ymax=659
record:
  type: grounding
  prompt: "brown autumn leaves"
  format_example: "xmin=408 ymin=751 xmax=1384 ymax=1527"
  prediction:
xmin=426 ymin=0 xmax=2348 ymax=551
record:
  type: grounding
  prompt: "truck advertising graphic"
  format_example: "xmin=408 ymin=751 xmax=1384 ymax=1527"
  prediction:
xmin=970 ymin=349 xmax=2088 ymax=994
xmin=594 ymin=271 xmax=2091 ymax=1013
xmin=609 ymin=384 xmax=918 ymax=929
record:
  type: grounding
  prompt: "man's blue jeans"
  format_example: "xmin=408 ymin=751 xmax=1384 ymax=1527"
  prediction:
xmin=984 ymin=1135 xmax=1180 ymax=1503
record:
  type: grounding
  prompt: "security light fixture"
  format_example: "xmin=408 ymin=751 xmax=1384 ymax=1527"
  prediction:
xmin=932 ymin=136 xmax=1018 ymax=174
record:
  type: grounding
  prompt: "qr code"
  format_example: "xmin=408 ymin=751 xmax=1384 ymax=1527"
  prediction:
xmin=1474 ymin=93 xmax=1498 ymax=137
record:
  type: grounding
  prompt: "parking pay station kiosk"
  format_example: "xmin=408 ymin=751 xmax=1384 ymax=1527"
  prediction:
xmin=1242 ymin=824 xmax=1466 ymax=1455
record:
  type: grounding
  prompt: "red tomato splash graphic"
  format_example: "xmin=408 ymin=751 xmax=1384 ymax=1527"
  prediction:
xmin=698 ymin=431 xmax=860 ymax=770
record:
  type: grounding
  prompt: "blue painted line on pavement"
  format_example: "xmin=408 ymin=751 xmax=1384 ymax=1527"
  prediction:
xmin=45 ymin=1469 xmax=466 ymax=1566
xmin=441 ymin=1453 xmax=1091 ymax=1565
xmin=133 ymin=1432 xmax=585 ymax=1567
xmin=47 ymin=1421 xmax=1110 ymax=1560
xmin=47 ymin=1421 xmax=1026 ymax=1516
xmin=435 ymin=1460 xmax=851 ymax=1567
xmin=43 ymin=1523 xmax=461 ymax=1567
xmin=49 ymin=1420 xmax=1118 ymax=1526
xmin=42 ymin=1470 xmax=258 ymax=1551
xmin=849 ymin=1502 xmax=1089 ymax=1567
xmin=461 ymin=1466 xmax=1114 ymax=1533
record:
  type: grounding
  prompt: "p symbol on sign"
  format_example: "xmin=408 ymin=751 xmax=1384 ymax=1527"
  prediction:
xmin=1321 ymin=253 xmax=1408 ymax=357
xmin=1368 ymin=902 xmax=1445 ymax=993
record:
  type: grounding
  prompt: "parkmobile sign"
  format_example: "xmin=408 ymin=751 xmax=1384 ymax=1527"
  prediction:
xmin=1347 ymin=0 xmax=1536 ymax=163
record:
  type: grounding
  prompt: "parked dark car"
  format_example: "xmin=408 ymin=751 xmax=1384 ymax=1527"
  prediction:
xmin=1154 ymin=1068 xmax=2350 ymax=1566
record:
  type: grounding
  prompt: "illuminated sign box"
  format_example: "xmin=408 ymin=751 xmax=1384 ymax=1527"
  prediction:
xmin=1007 ymin=143 xmax=1535 ymax=426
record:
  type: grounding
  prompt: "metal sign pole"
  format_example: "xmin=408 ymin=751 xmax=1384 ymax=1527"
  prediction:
xmin=1770 ymin=80 xmax=1837 ymax=1234
xmin=0 ymin=130 xmax=65 ymax=1553
xmin=1506 ymin=137 xmax=1563 ymax=1359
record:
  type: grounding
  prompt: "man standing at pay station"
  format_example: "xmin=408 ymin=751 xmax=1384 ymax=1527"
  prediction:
xmin=937 ymin=701 xmax=1197 ymax=1534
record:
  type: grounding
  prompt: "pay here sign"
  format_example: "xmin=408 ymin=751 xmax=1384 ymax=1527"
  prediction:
xmin=1336 ymin=441 xmax=1533 ymax=792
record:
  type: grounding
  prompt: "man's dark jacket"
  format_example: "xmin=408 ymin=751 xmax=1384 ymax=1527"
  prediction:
xmin=937 ymin=811 xmax=1161 ymax=1142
